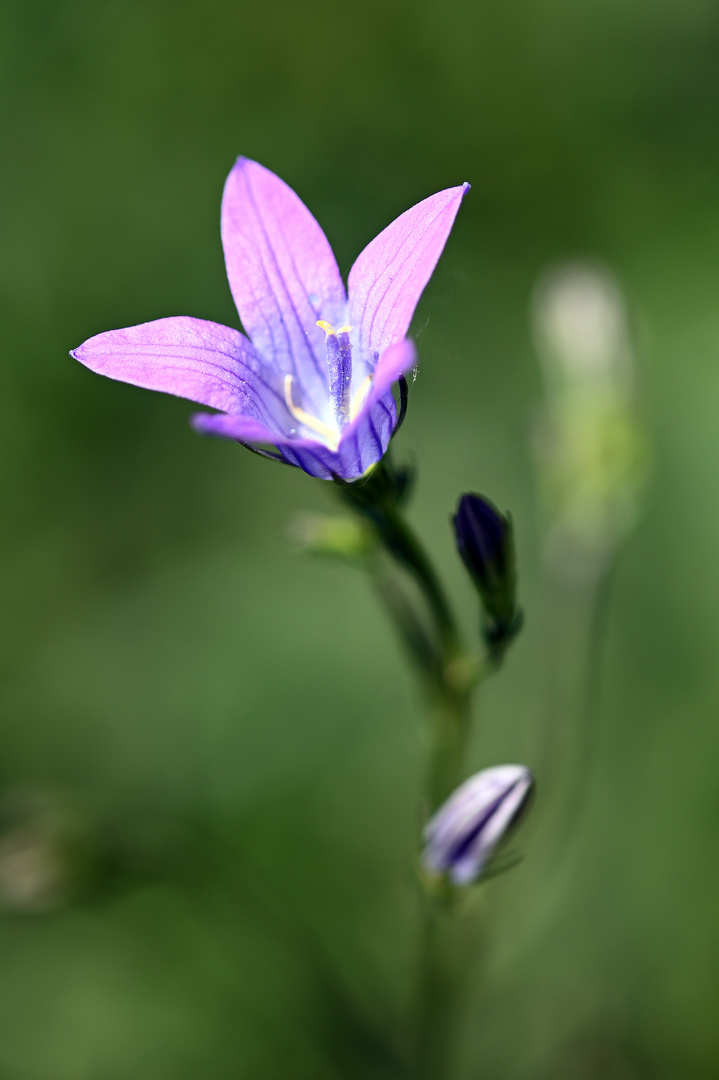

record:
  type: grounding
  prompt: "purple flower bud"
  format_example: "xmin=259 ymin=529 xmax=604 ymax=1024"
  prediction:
xmin=422 ymin=765 xmax=534 ymax=885
xmin=453 ymin=493 xmax=520 ymax=647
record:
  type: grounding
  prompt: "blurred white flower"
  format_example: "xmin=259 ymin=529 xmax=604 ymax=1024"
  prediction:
xmin=531 ymin=262 xmax=650 ymax=577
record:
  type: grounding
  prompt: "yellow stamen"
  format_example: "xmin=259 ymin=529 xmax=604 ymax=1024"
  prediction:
xmin=284 ymin=375 xmax=338 ymax=449
xmin=350 ymin=374 xmax=373 ymax=421
xmin=316 ymin=320 xmax=352 ymax=337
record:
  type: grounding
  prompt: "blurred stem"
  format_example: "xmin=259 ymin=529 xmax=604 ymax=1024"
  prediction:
xmin=422 ymin=666 xmax=475 ymax=817
xmin=512 ymin=536 xmax=616 ymax=950
xmin=530 ymin=540 xmax=613 ymax=841
xmin=413 ymin=905 xmax=459 ymax=1080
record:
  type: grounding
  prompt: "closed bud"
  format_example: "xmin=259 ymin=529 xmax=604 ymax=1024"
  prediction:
xmin=422 ymin=765 xmax=534 ymax=885
xmin=453 ymin=493 xmax=520 ymax=649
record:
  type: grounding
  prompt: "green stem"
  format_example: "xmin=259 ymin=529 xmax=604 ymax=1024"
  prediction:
xmin=334 ymin=460 xmax=496 ymax=1078
xmin=344 ymin=474 xmax=474 ymax=808
xmin=412 ymin=699 xmax=473 ymax=1080
xmin=413 ymin=905 xmax=457 ymax=1079
xmin=374 ymin=501 xmax=460 ymax=657
xmin=423 ymin=676 xmax=474 ymax=815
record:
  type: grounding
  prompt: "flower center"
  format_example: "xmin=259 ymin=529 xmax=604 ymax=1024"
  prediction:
xmin=282 ymin=320 xmax=373 ymax=450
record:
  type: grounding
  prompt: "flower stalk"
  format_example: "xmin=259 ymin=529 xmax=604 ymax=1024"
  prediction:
xmin=335 ymin=458 xmax=475 ymax=812
xmin=335 ymin=457 xmax=518 ymax=1080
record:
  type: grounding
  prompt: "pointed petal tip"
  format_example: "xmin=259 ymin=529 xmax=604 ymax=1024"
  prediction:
xmin=442 ymin=181 xmax=470 ymax=201
xmin=226 ymin=156 xmax=259 ymax=187
xmin=191 ymin=410 xmax=232 ymax=435
xmin=71 ymin=342 xmax=94 ymax=367
xmin=190 ymin=410 xmax=281 ymax=446
xmin=230 ymin=154 xmax=254 ymax=172
xmin=348 ymin=182 xmax=469 ymax=356
xmin=228 ymin=155 xmax=289 ymax=186
xmin=226 ymin=156 xmax=272 ymax=189
xmin=190 ymin=412 xmax=216 ymax=436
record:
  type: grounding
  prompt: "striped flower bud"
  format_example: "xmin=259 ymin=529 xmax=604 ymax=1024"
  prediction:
xmin=422 ymin=765 xmax=534 ymax=885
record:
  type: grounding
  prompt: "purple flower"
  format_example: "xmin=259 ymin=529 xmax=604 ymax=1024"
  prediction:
xmin=72 ymin=158 xmax=469 ymax=481
xmin=422 ymin=765 xmax=533 ymax=885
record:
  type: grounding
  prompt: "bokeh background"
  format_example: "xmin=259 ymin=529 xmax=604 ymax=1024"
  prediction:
xmin=2 ymin=0 xmax=719 ymax=1076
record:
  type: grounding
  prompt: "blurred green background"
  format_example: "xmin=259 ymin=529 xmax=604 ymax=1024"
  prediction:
xmin=2 ymin=0 xmax=719 ymax=1076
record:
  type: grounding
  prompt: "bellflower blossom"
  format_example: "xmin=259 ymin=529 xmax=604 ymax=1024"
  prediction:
xmin=72 ymin=158 xmax=469 ymax=481
xmin=422 ymin=765 xmax=533 ymax=885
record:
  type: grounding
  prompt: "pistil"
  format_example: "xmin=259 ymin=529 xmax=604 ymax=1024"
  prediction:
xmin=317 ymin=320 xmax=352 ymax=428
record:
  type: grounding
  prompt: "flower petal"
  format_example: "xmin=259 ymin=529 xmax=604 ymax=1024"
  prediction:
xmin=71 ymin=316 xmax=283 ymax=426
xmin=221 ymin=157 xmax=348 ymax=415
xmin=193 ymin=388 xmax=397 ymax=481
xmin=190 ymin=412 xmax=281 ymax=445
xmin=364 ymin=338 xmax=417 ymax=408
xmin=348 ymin=184 xmax=469 ymax=359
